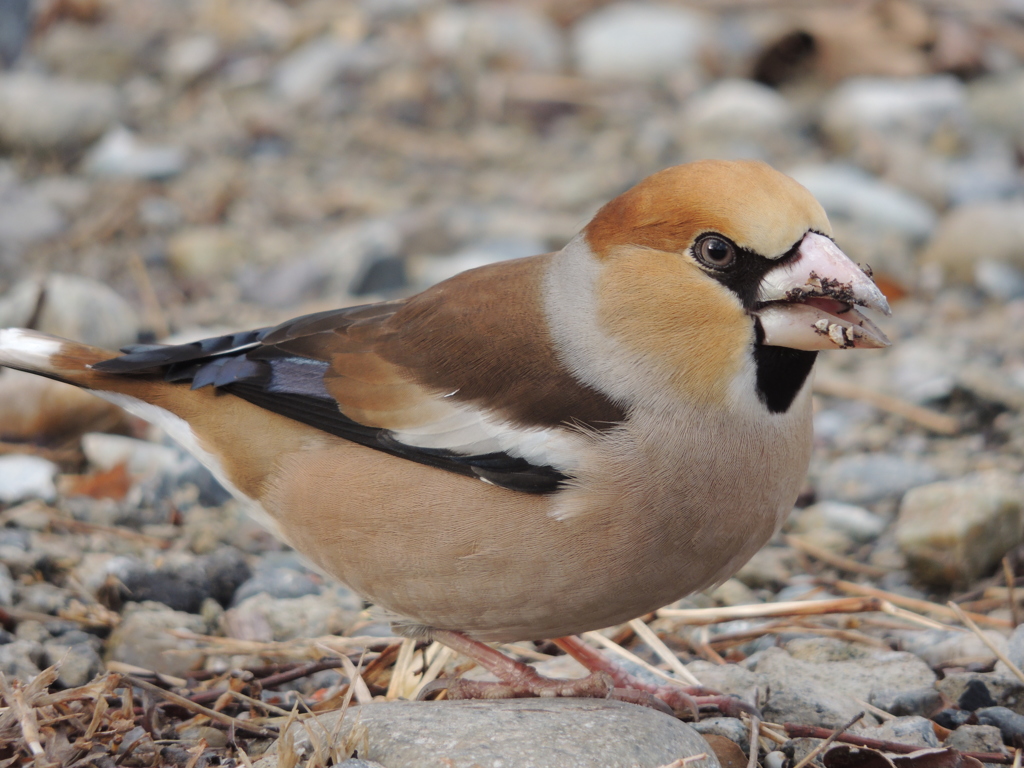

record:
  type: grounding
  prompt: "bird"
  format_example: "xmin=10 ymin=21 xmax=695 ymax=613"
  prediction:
xmin=0 ymin=159 xmax=890 ymax=714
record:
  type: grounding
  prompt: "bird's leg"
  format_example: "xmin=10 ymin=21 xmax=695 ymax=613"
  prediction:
xmin=417 ymin=629 xmax=671 ymax=714
xmin=551 ymin=636 xmax=758 ymax=719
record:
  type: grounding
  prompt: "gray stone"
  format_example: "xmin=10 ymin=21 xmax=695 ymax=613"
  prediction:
xmin=17 ymin=583 xmax=70 ymax=615
xmin=693 ymin=716 xmax=751 ymax=752
xmin=271 ymin=37 xmax=389 ymax=105
xmin=969 ymin=71 xmax=1024 ymax=151
xmin=83 ymin=126 xmax=186 ymax=180
xmin=920 ymin=201 xmax=1024 ymax=285
xmin=0 ymin=274 xmax=140 ymax=349
xmin=860 ymin=716 xmax=940 ymax=748
xmin=571 ymin=3 xmax=710 ymax=82
xmin=81 ymin=433 xmax=187 ymax=478
xmin=976 ymin=707 xmax=1024 ymax=746
xmin=0 ymin=455 xmax=58 ymax=504
xmin=944 ymin=724 xmax=1007 ymax=756
xmin=0 ymin=73 xmax=119 ymax=151
xmin=44 ymin=642 xmax=102 ymax=688
xmin=259 ymin=699 xmax=720 ymax=768
xmin=754 ymin=641 xmax=935 ymax=728
xmin=0 ymin=639 xmax=44 ymax=682
xmin=870 ymin=687 xmax=944 ymax=718
xmin=0 ymin=164 xmax=66 ymax=262
xmin=679 ymin=79 xmax=799 ymax=161
xmin=734 ymin=546 xmax=794 ymax=589
xmin=895 ymin=471 xmax=1024 ymax=586
xmin=0 ymin=0 xmax=30 ymax=65
xmin=226 ymin=589 xmax=361 ymax=642
xmin=816 ymin=453 xmax=940 ymax=505
xmin=821 ymin=76 xmax=969 ymax=153
xmin=789 ymin=501 xmax=886 ymax=543
xmin=426 ymin=4 xmax=564 ymax=73
xmin=232 ymin=567 xmax=321 ymax=605
xmin=105 ymin=602 xmax=207 ymax=677
xmin=901 ymin=628 xmax=1007 ymax=668
xmin=409 ymin=236 xmax=546 ymax=290
xmin=937 ymin=673 xmax=1024 ymax=714
xmin=0 ymin=563 xmax=13 ymax=606
xmin=162 ymin=35 xmax=221 ymax=84
xmin=788 ymin=164 xmax=937 ymax=242
xmin=685 ymin=659 xmax=763 ymax=708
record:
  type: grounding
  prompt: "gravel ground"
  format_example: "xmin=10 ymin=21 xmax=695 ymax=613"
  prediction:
xmin=2 ymin=0 xmax=1024 ymax=766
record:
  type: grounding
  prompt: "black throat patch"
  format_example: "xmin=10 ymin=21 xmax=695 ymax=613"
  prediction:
xmin=752 ymin=344 xmax=817 ymax=413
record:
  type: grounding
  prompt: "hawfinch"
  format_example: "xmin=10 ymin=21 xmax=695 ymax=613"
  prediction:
xmin=0 ymin=160 xmax=889 ymax=712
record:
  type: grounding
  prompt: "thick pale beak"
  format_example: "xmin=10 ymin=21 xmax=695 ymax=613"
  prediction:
xmin=755 ymin=232 xmax=891 ymax=351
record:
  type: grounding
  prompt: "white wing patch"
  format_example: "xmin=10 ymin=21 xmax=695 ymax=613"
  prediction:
xmin=390 ymin=399 xmax=584 ymax=472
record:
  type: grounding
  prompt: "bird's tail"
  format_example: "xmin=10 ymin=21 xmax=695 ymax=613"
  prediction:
xmin=0 ymin=328 xmax=117 ymax=388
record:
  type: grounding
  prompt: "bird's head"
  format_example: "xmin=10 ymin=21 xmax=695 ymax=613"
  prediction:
xmin=570 ymin=159 xmax=891 ymax=413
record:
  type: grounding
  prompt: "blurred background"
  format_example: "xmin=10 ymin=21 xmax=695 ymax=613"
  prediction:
xmin=2 ymin=0 xmax=1024 ymax=729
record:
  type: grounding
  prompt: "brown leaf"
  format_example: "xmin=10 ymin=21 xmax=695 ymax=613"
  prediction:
xmin=704 ymin=734 xmax=748 ymax=768
xmin=63 ymin=462 xmax=133 ymax=501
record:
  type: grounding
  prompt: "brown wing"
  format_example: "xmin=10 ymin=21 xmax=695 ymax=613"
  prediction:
xmin=92 ymin=255 xmax=624 ymax=492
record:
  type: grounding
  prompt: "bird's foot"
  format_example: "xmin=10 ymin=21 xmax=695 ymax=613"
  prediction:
xmin=552 ymin=636 xmax=759 ymax=720
xmin=417 ymin=629 xmax=674 ymax=715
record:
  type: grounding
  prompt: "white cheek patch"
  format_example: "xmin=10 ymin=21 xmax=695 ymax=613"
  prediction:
xmin=90 ymin=391 xmax=286 ymax=541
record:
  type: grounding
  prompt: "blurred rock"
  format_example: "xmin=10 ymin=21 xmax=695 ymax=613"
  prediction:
xmin=861 ymin=717 xmax=940 ymax=748
xmin=755 ymin=640 xmax=935 ymax=728
xmin=901 ymin=628 xmax=1008 ymax=668
xmin=0 ymin=273 xmax=140 ymax=349
xmin=735 ymin=546 xmax=793 ymax=589
xmin=678 ymin=79 xmax=799 ymax=161
xmin=944 ymin=724 xmax=1007 ymax=756
xmin=0 ymin=455 xmax=58 ymax=504
xmin=788 ymin=501 xmax=886 ymax=543
xmin=105 ymin=601 xmax=206 ymax=677
xmin=271 ymin=36 xmax=389 ymax=106
xmin=820 ymin=76 xmax=969 ymax=154
xmin=408 ymin=235 xmax=545 ymax=290
xmin=231 ymin=566 xmax=321 ymax=605
xmin=0 ymin=639 xmax=43 ymax=682
xmin=0 ymin=0 xmax=31 ymax=66
xmin=162 ymin=34 xmax=221 ymax=84
xmin=920 ymin=200 xmax=1024 ymax=285
xmin=225 ymin=589 xmax=361 ymax=642
xmin=427 ymin=4 xmax=564 ymax=72
xmin=788 ymin=164 xmax=937 ymax=243
xmin=0 ymin=563 xmax=13 ymax=606
xmin=167 ymin=227 xmax=245 ymax=279
xmin=870 ymin=687 xmax=945 ymax=718
xmin=571 ymin=3 xmax=710 ymax=82
xmin=83 ymin=126 xmax=186 ymax=180
xmin=896 ymin=471 xmax=1024 ymax=586
xmin=816 ymin=453 xmax=940 ymax=505
xmin=0 ymin=73 xmax=118 ymax=151
xmin=43 ymin=640 xmax=102 ymax=687
xmin=976 ymin=707 xmax=1024 ymax=744
xmin=969 ymin=71 xmax=1024 ymax=152
xmin=0 ymin=163 xmax=66 ymax=264
xmin=35 ymin=21 xmax=144 ymax=83
xmin=82 ymin=433 xmax=187 ymax=477
xmin=264 ymin=699 xmax=719 ymax=768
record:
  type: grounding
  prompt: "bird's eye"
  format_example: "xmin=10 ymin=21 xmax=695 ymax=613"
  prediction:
xmin=696 ymin=236 xmax=735 ymax=268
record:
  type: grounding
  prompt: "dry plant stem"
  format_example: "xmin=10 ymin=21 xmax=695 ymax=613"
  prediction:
xmin=628 ymin=618 xmax=702 ymax=686
xmin=1014 ymin=749 xmax=1021 ymax=768
xmin=852 ymin=697 xmax=896 ymax=721
xmin=1005 ymin=557 xmax=1021 ymax=628
xmin=813 ymin=375 xmax=960 ymax=434
xmin=784 ymin=724 xmax=1014 ymax=764
xmin=747 ymin=715 xmax=761 ymax=768
xmin=947 ymin=601 xmax=1024 ymax=687
xmin=583 ymin=631 xmax=692 ymax=687
xmin=791 ymin=711 xmax=865 ymax=768
xmin=831 ymin=580 xmax=1011 ymax=628
xmin=785 ymin=535 xmax=889 ymax=578
xmin=759 ymin=723 xmax=788 ymax=745
xmin=124 ymin=675 xmax=278 ymax=739
xmin=658 ymin=597 xmax=885 ymax=624
xmin=386 ymin=638 xmax=417 ymax=701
